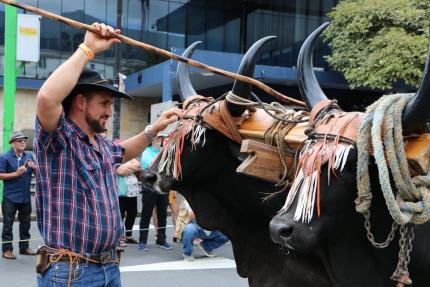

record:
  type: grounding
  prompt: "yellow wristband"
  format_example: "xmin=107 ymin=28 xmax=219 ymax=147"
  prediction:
xmin=78 ymin=43 xmax=95 ymax=60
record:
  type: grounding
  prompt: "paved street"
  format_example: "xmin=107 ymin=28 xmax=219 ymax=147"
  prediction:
xmin=0 ymin=219 xmax=248 ymax=287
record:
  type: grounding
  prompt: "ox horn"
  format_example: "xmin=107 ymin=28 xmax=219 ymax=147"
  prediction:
xmin=401 ymin=41 xmax=430 ymax=135
xmin=177 ymin=41 xmax=202 ymax=100
xmin=227 ymin=36 xmax=278 ymax=117
xmin=297 ymin=22 xmax=330 ymax=110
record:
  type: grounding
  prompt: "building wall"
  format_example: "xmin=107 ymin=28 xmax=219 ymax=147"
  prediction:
xmin=0 ymin=88 xmax=156 ymax=151
xmin=107 ymin=96 xmax=159 ymax=140
xmin=0 ymin=0 xmax=339 ymax=80
xmin=0 ymin=89 xmax=36 ymax=151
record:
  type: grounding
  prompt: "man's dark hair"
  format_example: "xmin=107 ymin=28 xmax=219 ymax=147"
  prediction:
xmin=62 ymin=92 xmax=76 ymax=117
xmin=62 ymin=92 xmax=96 ymax=117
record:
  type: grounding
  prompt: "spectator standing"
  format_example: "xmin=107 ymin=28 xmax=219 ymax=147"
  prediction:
xmin=151 ymin=191 xmax=179 ymax=240
xmin=116 ymin=158 xmax=141 ymax=246
xmin=0 ymin=131 xmax=37 ymax=259
xmin=175 ymin=199 xmax=229 ymax=261
xmin=139 ymin=136 xmax=172 ymax=251
xmin=169 ymin=191 xmax=180 ymax=242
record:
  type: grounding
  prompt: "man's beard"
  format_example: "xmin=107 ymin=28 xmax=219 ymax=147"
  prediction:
xmin=85 ymin=113 xmax=108 ymax=133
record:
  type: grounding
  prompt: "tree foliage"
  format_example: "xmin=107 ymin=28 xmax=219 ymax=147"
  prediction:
xmin=323 ymin=0 xmax=430 ymax=89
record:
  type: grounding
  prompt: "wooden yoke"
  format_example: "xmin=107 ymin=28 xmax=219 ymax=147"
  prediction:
xmin=239 ymin=109 xmax=308 ymax=149
xmin=236 ymin=106 xmax=430 ymax=183
xmin=183 ymin=97 xmax=430 ymax=183
xmin=236 ymin=109 xmax=308 ymax=182
xmin=404 ymin=134 xmax=430 ymax=176
xmin=237 ymin=140 xmax=284 ymax=183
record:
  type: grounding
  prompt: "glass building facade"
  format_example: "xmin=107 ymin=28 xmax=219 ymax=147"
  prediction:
xmin=0 ymin=0 xmax=338 ymax=80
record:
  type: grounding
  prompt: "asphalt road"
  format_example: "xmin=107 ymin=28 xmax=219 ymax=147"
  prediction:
xmin=0 ymin=218 xmax=248 ymax=287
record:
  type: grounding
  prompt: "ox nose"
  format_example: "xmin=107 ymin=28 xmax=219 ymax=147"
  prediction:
xmin=269 ymin=216 xmax=294 ymax=246
xmin=143 ymin=172 xmax=157 ymax=187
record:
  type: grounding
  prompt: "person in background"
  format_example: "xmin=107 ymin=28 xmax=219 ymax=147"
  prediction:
xmin=0 ymin=131 xmax=37 ymax=259
xmin=139 ymin=135 xmax=172 ymax=251
xmin=116 ymin=158 xmax=141 ymax=247
xmin=169 ymin=191 xmax=180 ymax=242
xmin=150 ymin=191 xmax=179 ymax=242
xmin=151 ymin=129 xmax=180 ymax=242
xmin=175 ymin=199 xmax=229 ymax=261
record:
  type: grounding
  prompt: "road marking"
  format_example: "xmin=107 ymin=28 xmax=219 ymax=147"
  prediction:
xmin=120 ymin=257 xmax=236 ymax=272
xmin=131 ymin=224 xmax=174 ymax=231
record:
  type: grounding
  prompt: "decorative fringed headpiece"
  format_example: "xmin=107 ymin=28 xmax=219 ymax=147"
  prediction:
xmin=157 ymin=94 xmax=248 ymax=180
xmin=279 ymin=100 xmax=364 ymax=223
xmin=281 ymin=139 xmax=353 ymax=222
xmin=158 ymin=116 xmax=208 ymax=180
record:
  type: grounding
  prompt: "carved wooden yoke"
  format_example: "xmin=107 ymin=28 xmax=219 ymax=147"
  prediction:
xmin=181 ymin=96 xmax=430 ymax=183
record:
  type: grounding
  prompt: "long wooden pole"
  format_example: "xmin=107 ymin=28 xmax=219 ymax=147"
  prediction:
xmin=0 ymin=0 xmax=306 ymax=107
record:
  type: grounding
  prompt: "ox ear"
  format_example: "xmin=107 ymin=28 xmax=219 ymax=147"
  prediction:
xmin=227 ymin=36 xmax=277 ymax=117
xmin=297 ymin=22 xmax=330 ymax=110
xmin=177 ymin=41 xmax=202 ymax=101
xmin=401 ymin=40 xmax=430 ymax=135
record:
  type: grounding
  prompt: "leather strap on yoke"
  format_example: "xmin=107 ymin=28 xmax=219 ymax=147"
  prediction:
xmin=309 ymin=99 xmax=364 ymax=143
xmin=309 ymin=99 xmax=340 ymax=124
xmin=182 ymin=95 xmax=213 ymax=110
xmin=182 ymin=98 xmax=247 ymax=144
xmin=219 ymin=101 xmax=243 ymax=143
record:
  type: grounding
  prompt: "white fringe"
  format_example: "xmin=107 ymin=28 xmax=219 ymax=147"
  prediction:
xmin=157 ymin=121 xmax=207 ymax=180
xmin=333 ymin=144 xmax=351 ymax=171
xmin=158 ymin=143 xmax=176 ymax=177
xmin=192 ymin=124 xmax=207 ymax=147
xmin=280 ymin=169 xmax=304 ymax=213
xmin=281 ymin=141 xmax=353 ymax=223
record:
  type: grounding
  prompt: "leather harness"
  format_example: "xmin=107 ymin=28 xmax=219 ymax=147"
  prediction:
xmin=182 ymin=95 xmax=247 ymax=144
xmin=177 ymin=95 xmax=428 ymax=182
xmin=308 ymin=99 xmax=364 ymax=144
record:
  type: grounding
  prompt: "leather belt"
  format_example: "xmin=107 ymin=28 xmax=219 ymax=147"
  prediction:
xmin=51 ymin=247 xmax=121 ymax=264
xmin=36 ymin=246 xmax=123 ymax=287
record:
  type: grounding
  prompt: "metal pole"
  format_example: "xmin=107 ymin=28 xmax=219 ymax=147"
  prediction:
xmin=2 ymin=4 xmax=17 ymax=202
xmin=3 ymin=5 xmax=17 ymax=151
xmin=112 ymin=0 xmax=122 ymax=140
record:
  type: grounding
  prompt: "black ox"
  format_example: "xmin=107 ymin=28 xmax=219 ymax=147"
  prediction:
xmin=144 ymin=39 xmax=331 ymax=286
xmin=270 ymin=23 xmax=430 ymax=287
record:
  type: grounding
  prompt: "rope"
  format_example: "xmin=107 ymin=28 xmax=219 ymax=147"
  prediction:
xmin=0 ymin=225 xmax=175 ymax=245
xmin=226 ymin=91 xmax=308 ymax=192
xmin=355 ymin=93 xmax=430 ymax=225
xmin=49 ymin=248 xmax=99 ymax=287
xmin=225 ymin=91 xmax=308 ymax=124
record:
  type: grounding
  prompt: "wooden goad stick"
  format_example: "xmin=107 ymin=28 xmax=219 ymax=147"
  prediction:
xmin=0 ymin=0 xmax=305 ymax=107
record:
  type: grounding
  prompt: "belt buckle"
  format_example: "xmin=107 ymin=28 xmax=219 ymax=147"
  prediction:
xmin=99 ymin=251 xmax=112 ymax=264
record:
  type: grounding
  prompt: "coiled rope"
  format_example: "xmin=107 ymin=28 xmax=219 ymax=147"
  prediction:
xmin=355 ymin=93 xmax=430 ymax=225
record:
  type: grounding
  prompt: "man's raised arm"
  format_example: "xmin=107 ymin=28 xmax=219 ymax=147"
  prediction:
xmin=36 ymin=23 xmax=121 ymax=132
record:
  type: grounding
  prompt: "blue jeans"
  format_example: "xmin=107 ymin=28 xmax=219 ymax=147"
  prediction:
xmin=182 ymin=222 xmax=229 ymax=256
xmin=37 ymin=261 xmax=121 ymax=287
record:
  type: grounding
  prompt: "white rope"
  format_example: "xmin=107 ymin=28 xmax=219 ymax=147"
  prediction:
xmin=0 ymin=225 xmax=176 ymax=245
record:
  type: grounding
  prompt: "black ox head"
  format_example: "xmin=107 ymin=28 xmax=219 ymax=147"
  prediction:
xmin=143 ymin=39 xmax=331 ymax=287
xmin=270 ymin=22 xmax=430 ymax=287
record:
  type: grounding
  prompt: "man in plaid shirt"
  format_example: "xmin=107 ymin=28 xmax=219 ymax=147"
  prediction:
xmin=34 ymin=22 xmax=182 ymax=286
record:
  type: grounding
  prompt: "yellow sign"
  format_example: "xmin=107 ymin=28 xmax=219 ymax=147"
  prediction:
xmin=17 ymin=14 xmax=41 ymax=62
xmin=19 ymin=27 xmax=37 ymax=36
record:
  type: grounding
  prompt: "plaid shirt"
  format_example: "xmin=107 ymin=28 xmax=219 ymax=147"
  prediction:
xmin=34 ymin=111 xmax=124 ymax=255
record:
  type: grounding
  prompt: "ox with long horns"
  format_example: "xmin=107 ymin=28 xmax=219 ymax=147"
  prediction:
xmin=143 ymin=39 xmax=331 ymax=287
xmin=270 ymin=22 xmax=430 ymax=287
